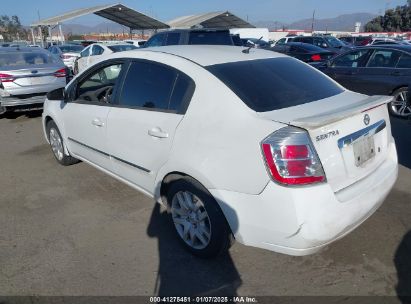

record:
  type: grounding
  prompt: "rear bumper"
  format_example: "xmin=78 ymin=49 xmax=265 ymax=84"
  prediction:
xmin=210 ymin=142 xmax=398 ymax=256
xmin=0 ymin=94 xmax=46 ymax=107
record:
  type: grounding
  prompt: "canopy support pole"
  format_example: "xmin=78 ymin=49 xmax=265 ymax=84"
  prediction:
xmin=38 ymin=26 xmax=44 ymax=48
xmin=30 ymin=27 xmax=35 ymax=45
xmin=58 ymin=23 xmax=65 ymax=43
xmin=48 ymin=25 xmax=52 ymax=45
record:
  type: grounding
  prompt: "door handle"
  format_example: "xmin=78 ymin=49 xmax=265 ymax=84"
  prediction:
xmin=92 ymin=118 xmax=104 ymax=127
xmin=148 ymin=127 xmax=169 ymax=138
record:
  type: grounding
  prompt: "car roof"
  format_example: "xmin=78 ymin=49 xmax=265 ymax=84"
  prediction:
xmin=120 ymin=45 xmax=285 ymax=66
xmin=357 ymin=45 xmax=411 ymax=52
xmin=154 ymin=28 xmax=230 ymax=34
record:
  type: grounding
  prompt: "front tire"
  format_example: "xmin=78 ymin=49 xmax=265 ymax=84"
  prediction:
xmin=389 ymin=87 xmax=411 ymax=118
xmin=167 ymin=177 xmax=232 ymax=258
xmin=46 ymin=121 xmax=78 ymax=166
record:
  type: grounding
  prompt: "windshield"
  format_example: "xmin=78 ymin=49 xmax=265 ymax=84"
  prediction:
xmin=107 ymin=44 xmax=137 ymax=52
xmin=206 ymin=57 xmax=343 ymax=112
xmin=59 ymin=45 xmax=84 ymax=53
xmin=0 ymin=51 xmax=58 ymax=67
xmin=325 ymin=36 xmax=345 ymax=48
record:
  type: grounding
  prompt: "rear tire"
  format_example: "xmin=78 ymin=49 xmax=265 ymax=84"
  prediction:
xmin=389 ymin=87 xmax=411 ymax=118
xmin=46 ymin=120 xmax=79 ymax=166
xmin=167 ymin=177 xmax=232 ymax=258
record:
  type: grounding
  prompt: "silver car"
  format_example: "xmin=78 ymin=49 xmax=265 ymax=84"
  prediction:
xmin=0 ymin=47 xmax=67 ymax=114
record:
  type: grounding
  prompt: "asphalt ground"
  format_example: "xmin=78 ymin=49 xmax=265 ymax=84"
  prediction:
xmin=0 ymin=110 xmax=410 ymax=302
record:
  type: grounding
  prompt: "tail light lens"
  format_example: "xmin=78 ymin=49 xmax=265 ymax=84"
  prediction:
xmin=311 ymin=54 xmax=322 ymax=61
xmin=54 ymin=68 xmax=67 ymax=78
xmin=0 ymin=73 xmax=15 ymax=82
xmin=261 ymin=126 xmax=326 ymax=186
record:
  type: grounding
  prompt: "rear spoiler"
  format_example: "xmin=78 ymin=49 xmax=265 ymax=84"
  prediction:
xmin=291 ymin=95 xmax=393 ymax=129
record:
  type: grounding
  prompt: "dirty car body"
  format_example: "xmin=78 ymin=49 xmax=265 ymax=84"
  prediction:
xmin=42 ymin=46 xmax=398 ymax=256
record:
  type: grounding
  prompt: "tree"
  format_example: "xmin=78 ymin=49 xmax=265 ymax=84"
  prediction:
xmin=365 ymin=3 xmax=411 ymax=32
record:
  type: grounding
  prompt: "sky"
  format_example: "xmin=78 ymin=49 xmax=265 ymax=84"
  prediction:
xmin=1 ymin=0 xmax=407 ymax=26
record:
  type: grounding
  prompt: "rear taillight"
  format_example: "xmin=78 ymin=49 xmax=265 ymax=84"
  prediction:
xmin=0 ymin=73 xmax=15 ymax=82
xmin=54 ymin=68 xmax=67 ymax=78
xmin=311 ymin=54 xmax=322 ymax=61
xmin=261 ymin=126 xmax=326 ymax=186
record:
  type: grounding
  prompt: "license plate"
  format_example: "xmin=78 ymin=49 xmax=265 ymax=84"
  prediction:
xmin=353 ymin=135 xmax=376 ymax=167
xmin=30 ymin=77 xmax=47 ymax=85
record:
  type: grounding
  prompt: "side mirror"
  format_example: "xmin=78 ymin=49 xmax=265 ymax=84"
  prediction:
xmin=47 ymin=88 xmax=65 ymax=101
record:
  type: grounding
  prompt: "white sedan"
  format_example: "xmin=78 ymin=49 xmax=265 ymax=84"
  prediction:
xmin=74 ymin=42 xmax=137 ymax=74
xmin=42 ymin=45 xmax=398 ymax=258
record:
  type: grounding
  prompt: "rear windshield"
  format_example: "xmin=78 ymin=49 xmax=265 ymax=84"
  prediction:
xmin=206 ymin=57 xmax=343 ymax=112
xmin=59 ymin=45 xmax=84 ymax=53
xmin=0 ymin=51 xmax=57 ymax=67
xmin=107 ymin=44 xmax=137 ymax=52
xmin=188 ymin=31 xmax=233 ymax=45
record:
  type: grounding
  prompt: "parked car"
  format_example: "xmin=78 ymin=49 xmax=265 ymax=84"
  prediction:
xmin=272 ymin=42 xmax=335 ymax=66
xmin=48 ymin=44 xmax=84 ymax=72
xmin=293 ymin=35 xmax=353 ymax=54
xmin=274 ymin=36 xmax=296 ymax=46
xmin=124 ymin=39 xmax=147 ymax=47
xmin=42 ymin=45 xmax=397 ymax=257
xmin=0 ymin=47 xmax=67 ymax=115
xmin=241 ymin=38 xmax=271 ymax=49
xmin=74 ymin=43 xmax=137 ymax=74
xmin=320 ymin=45 xmax=411 ymax=118
xmin=143 ymin=29 xmax=236 ymax=48
xmin=339 ymin=36 xmax=373 ymax=47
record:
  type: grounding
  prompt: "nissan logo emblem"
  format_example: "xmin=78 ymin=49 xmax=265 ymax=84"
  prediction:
xmin=364 ymin=114 xmax=370 ymax=126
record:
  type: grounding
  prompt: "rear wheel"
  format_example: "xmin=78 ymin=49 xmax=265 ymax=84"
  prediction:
xmin=46 ymin=120 xmax=79 ymax=166
xmin=389 ymin=87 xmax=411 ymax=118
xmin=167 ymin=177 xmax=232 ymax=258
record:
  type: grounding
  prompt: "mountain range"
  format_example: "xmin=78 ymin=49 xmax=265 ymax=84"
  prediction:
xmin=59 ymin=12 xmax=378 ymax=35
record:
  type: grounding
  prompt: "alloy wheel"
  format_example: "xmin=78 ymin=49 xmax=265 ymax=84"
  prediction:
xmin=49 ymin=128 xmax=64 ymax=161
xmin=391 ymin=90 xmax=411 ymax=117
xmin=171 ymin=191 xmax=212 ymax=250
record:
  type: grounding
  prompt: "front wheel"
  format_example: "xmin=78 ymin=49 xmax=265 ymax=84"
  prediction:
xmin=389 ymin=87 xmax=411 ymax=118
xmin=167 ymin=177 xmax=232 ymax=258
xmin=46 ymin=121 xmax=79 ymax=166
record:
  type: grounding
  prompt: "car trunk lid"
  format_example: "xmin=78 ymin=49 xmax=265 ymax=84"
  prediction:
xmin=258 ymin=91 xmax=393 ymax=192
xmin=1 ymin=65 xmax=63 ymax=87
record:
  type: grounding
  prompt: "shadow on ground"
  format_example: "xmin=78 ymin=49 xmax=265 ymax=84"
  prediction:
xmin=0 ymin=109 xmax=42 ymax=120
xmin=146 ymin=203 xmax=242 ymax=296
xmin=391 ymin=117 xmax=411 ymax=170
xmin=395 ymin=230 xmax=411 ymax=304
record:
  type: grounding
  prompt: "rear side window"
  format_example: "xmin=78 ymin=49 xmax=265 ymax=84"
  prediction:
xmin=332 ymin=49 xmax=371 ymax=68
xmin=120 ymin=61 xmax=195 ymax=113
xmin=107 ymin=44 xmax=137 ymax=52
xmin=91 ymin=45 xmax=104 ymax=56
xmin=188 ymin=31 xmax=233 ymax=45
xmin=207 ymin=57 xmax=343 ymax=112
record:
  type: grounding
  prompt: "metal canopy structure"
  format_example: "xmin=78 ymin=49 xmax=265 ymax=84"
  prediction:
xmin=31 ymin=3 xmax=169 ymax=30
xmin=168 ymin=11 xmax=255 ymax=29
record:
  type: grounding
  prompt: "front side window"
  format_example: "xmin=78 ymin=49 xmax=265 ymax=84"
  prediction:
xmin=76 ymin=63 xmax=123 ymax=103
xmin=367 ymin=49 xmax=401 ymax=68
xmin=207 ymin=57 xmax=343 ymax=112
xmin=332 ymin=49 xmax=371 ymax=68
xmin=119 ymin=61 xmax=195 ymax=113
xmin=145 ymin=34 xmax=166 ymax=48
xmin=80 ymin=46 xmax=91 ymax=58
xmin=276 ymin=38 xmax=286 ymax=45
xmin=166 ymin=33 xmax=181 ymax=45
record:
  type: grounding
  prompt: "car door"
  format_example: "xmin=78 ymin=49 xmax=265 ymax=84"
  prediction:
xmin=107 ymin=59 xmax=195 ymax=193
xmin=354 ymin=48 xmax=403 ymax=95
xmin=63 ymin=60 xmax=126 ymax=171
xmin=77 ymin=46 xmax=91 ymax=73
xmin=88 ymin=45 xmax=104 ymax=67
xmin=325 ymin=49 xmax=372 ymax=92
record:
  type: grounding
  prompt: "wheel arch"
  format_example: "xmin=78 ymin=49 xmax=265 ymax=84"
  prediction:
xmin=390 ymin=85 xmax=408 ymax=96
